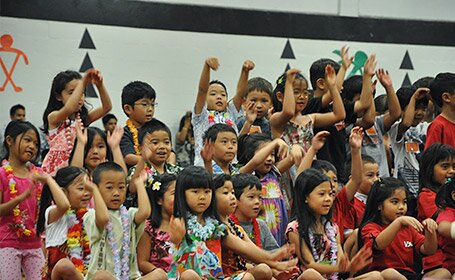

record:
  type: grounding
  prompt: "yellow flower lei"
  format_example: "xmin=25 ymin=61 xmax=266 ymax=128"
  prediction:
xmin=126 ymin=119 xmax=141 ymax=155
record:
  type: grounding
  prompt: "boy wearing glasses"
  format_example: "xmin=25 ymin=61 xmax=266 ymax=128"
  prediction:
xmin=121 ymin=81 xmax=157 ymax=167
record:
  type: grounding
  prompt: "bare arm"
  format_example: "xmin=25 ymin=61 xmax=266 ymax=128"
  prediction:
xmin=296 ymin=131 xmax=329 ymax=176
xmin=87 ymin=70 xmax=113 ymax=124
xmin=239 ymin=139 xmax=287 ymax=174
xmin=438 ymin=221 xmax=454 ymax=239
xmin=40 ymin=174 xmax=70 ymax=225
xmin=125 ymin=154 xmax=141 ymax=167
xmin=232 ymin=60 xmax=255 ymax=111
xmin=137 ymin=233 xmax=158 ymax=274
xmin=0 ymin=187 xmax=32 ymax=217
xmin=176 ymin=112 xmax=192 ymax=145
xmin=377 ymin=69 xmax=401 ymax=131
xmin=134 ymin=174 xmax=152 ymax=226
xmin=396 ymin=88 xmax=430 ymax=140
xmin=195 ymin=57 xmax=219 ymax=115
xmin=374 ymin=216 xmax=423 ymax=250
xmin=85 ymin=178 xmax=110 ymax=229
xmin=107 ymin=127 xmax=128 ymax=174
xmin=69 ymin=122 xmax=86 ymax=168
xmin=336 ymin=46 xmax=353 ymax=93
xmin=345 ymin=127 xmax=363 ymax=201
xmin=420 ymin=219 xmax=439 ymax=255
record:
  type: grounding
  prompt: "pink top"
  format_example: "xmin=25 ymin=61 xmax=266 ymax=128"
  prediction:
xmin=42 ymin=121 xmax=77 ymax=177
xmin=0 ymin=165 xmax=43 ymax=249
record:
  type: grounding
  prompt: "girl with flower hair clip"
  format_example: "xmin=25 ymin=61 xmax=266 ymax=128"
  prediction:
xmin=37 ymin=166 xmax=111 ymax=280
xmin=168 ymin=166 xmax=297 ymax=280
xmin=0 ymin=120 xmax=48 ymax=279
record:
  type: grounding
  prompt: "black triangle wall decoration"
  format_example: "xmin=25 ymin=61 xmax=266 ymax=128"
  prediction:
xmin=400 ymin=50 xmax=414 ymax=70
xmin=79 ymin=53 xmax=94 ymax=72
xmin=79 ymin=29 xmax=96 ymax=49
xmin=280 ymin=39 xmax=295 ymax=59
xmin=85 ymin=83 xmax=98 ymax=98
xmin=284 ymin=63 xmax=291 ymax=72
xmin=402 ymin=73 xmax=412 ymax=87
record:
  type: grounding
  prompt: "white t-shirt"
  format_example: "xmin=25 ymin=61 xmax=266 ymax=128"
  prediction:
xmin=45 ymin=205 xmax=70 ymax=247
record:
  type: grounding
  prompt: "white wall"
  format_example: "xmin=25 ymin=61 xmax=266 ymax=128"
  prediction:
xmin=1 ymin=16 xmax=455 ymax=140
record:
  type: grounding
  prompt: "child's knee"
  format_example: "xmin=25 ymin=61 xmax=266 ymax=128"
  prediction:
xmin=92 ymin=270 xmax=116 ymax=280
xmin=142 ymin=268 xmax=168 ymax=280
xmin=180 ymin=269 xmax=201 ymax=280
xmin=240 ymin=272 xmax=254 ymax=280
xmin=423 ymin=268 xmax=452 ymax=279
xmin=297 ymin=268 xmax=325 ymax=280
xmin=250 ymin=263 xmax=272 ymax=280
xmin=381 ymin=268 xmax=406 ymax=280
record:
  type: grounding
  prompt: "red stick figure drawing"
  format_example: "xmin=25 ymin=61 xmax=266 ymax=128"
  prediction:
xmin=0 ymin=34 xmax=29 ymax=92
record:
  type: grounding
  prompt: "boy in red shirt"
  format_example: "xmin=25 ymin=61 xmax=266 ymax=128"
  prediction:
xmin=425 ymin=72 xmax=455 ymax=149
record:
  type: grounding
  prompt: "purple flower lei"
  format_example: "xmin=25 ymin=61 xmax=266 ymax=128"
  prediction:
xmin=106 ymin=205 xmax=130 ymax=280
xmin=309 ymin=219 xmax=338 ymax=280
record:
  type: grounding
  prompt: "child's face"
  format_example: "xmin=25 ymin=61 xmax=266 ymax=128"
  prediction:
xmin=128 ymin=98 xmax=155 ymax=125
xmin=159 ymin=181 xmax=176 ymax=217
xmin=322 ymin=170 xmax=339 ymax=191
xmin=58 ymin=79 xmax=85 ymax=110
xmin=147 ymin=130 xmax=172 ymax=165
xmin=215 ymin=180 xmax=237 ymax=217
xmin=7 ymin=129 xmax=38 ymax=163
xmin=97 ymin=170 xmax=127 ymax=210
xmin=359 ymin=163 xmax=380 ymax=195
xmin=66 ymin=174 xmax=92 ymax=209
xmin=11 ymin=109 xmax=26 ymax=121
xmin=381 ymin=188 xmax=407 ymax=224
xmin=104 ymin=118 xmax=117 ymax=134
xmin=411 ymin=105 xmax=427 ymax=127
xmin=245 ymin=90 xmax=272 ymax=119
xmin=293 ymin=79 xmax=310 ymax=112
xmin=255 ymin=141 xmax=275 ymax=175
xmin=206 ymin=83 xmax=227 ymax=111
xmin=84 ymin=134 xmax=107 ymax=172
xmin=306 ymin=181 xmax=334 ymax=217
xmin=433 ymin=158 xmax=455 ymax=185
xmin=213 ymin=131 xmax=237 ymax=164
xmin=236 ymin=186 xmax=262 ymax=220
xmin=185 ymin=188 xmax=212 ymax=216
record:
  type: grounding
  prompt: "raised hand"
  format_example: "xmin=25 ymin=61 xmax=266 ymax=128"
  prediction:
xmin=134 ymin=170 xmax=148 ymax=187
xmin=325 ymin=65 xmax=337 ymax=87
xmin=107 ymin=126 xmax=124 ymax=149
xmin=376 ymin=68 xmax=393 ymax=89
xmin=290 ymin=144 xmax=303 ymax=164
xmin=205 ymin=57 xmax=220 ymax=71
xmin=245 ymin=101 xmax=258 ymax=124
xmin=276 ymin=139 xmax=290 ymax=160
xmin=341 ymin=46 xmax=354 ymax=70
xmin=242 ymin=60 xmax=255 ymax=72
xmin=75 ymin=121 xmax=87 ymax=145
xmin=413 ymin=87 xmax=430 ymax=100
xmin=141 ymin=133 xmax=153 ymax=161
xmin=200 ymin=140 xmax=215 ymax=163
xmin=286 ymin=68 xmax=301 ymax=85
xmin=363 ymin=55 xmax=377 ymax=77
xmin=169 ymin=215 xmax=186 ymax=244
xmin=90 ymin=69 xmax=104 ymax=87
xmin=349 ymin=126 xmax=364 ymax=150
xmin=83 ymin=175 xmax=97 ymax=193
xmin=311 ymin=131 xmax=330 ymax=151
xmin=30 ymin=170 xmax=51 ymax=184
xmin=398 ymin=216 xmax=424 ymax=232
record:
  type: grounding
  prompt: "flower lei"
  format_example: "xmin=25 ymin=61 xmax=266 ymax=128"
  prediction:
xmin=3 ymin=161 xmax=41 ymax=237
xmin=66 ymin=208 xmax=90 ymax=275
xmin=106 ymin=205 xmax=130 ymax=280
xmin=207 ymin=111 xmax=234 ymax=127
xmin=187 ymin=213 xmax=225 ymax=241
xmin=309 ymin=220 xmax=338 ymax=280
xmin=126 ymin=119 xmax=140 ymax=155
xmin=229 ymin=214 xmax=261 ymax=248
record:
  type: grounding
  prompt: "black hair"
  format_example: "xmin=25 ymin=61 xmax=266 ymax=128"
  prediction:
xmin=213 ymin=173 xmax=232 ymax=190
xmin=231 ymin=173 xmax=262 ymax=200
xmin=312 ymin=160 xmax=337 ymax=175
xmin=309 ymin=58 xmax=340 ymax=90
xmin=246 ymin=77 xmax=273 ymax=98
xmin=36 ymin=166 xmax=87 ymax=236
xmin=411 ymin=76 xmax=434 ymax=93
xmin=42 ymin=70 xmax=89 ymax=134
xmin=396 ymin=87 xmax=429 ymax=111
xmin=10 ymin=104 xmax=25 ymax=117
xmin=419 ymin=143 xmax=455 ymax=193
xmin=174 ymin=165 xmax=219 ymax=225
xmin=344 ymin=154 xmax=377 ymax=179
xmin=342 ymin=75 xmax=363 ymax=102
xmin=138 ymin=119 xmax=172 ymax=145
xmin=2 ymin=120 xmax=40 ymax=163
xmin=237 ymin=133 xmax=271 ymax=166
xmin=202 ymin=123 xmax=237 ymax=143
xmin=436 ymin=176 xmax=455 ymax=210
xmin=92 ymin=161 xmax=125 ymax=185
xmin=102 ymin=113 xmax=117 ymax=125
xmin=429 ymin=72 xmax=455 ymax=108
xmin=357 ymin=177 xmax=407 ymax=249
xmin=374 ymin=95 xmax=389 ymax=115
xmin=209 ymin=80 xmax=228 ymax=96
xmin=293 ymin=168 xmax=333 ymax=259
xmin=69 ymin=127 xmax=113 ymax=172
xmin=121 ymin=81 xmax=156 ymax=116
xmin=272 ymin=72 xmax=309 ymax=112
xmin=149 ymin=173 xmax=177 ymax=228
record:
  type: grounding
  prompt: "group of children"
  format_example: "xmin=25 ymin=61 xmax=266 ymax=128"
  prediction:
xmin=1 ymin=47 xmax=455 ymax=280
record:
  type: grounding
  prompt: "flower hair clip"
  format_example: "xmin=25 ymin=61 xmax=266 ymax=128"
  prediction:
xmin=152 ymin=181 xmax=161 ymax=191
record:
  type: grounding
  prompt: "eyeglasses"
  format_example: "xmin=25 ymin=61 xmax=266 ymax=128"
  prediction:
xmin=293 ymin=90 xmax=310 ymax=97
xmin=134 ymin=101 xmax=158 ymax=109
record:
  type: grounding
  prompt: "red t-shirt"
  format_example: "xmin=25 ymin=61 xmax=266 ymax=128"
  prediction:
xmin=332 ymin=186 xmax=354 ymax=244
xmin=425 ymin=114 xmax=455 ymax=149
xmin=436 ymin=207 xmax=455 ymax=274
xmin=417 ymin=188 xmax=444 ymax=271
xmin=351 ymin=195 xmax=366 ymax=228
xmin=361 ymin=222 xmax=425 ymax=273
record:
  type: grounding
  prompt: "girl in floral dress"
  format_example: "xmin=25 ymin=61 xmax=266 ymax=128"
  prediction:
xmin=41 ymin=69 xmax=112 ymax=176
xmin=137 ymin=173 xmax=178 ymax=279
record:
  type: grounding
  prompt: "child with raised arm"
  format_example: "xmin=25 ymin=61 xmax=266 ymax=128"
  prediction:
xmin=83 ymin=162 xmax=151 ymax=280
xmin=359 ymin=178 xmax=449 ymax=279
xmin=42 ymin=69 xmax=112 ymax=176
xmin=193 ymin=58 xmax=252 ymax=166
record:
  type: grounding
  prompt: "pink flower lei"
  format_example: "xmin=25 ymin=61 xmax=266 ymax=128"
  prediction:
xmin=106 ymin=205 xmax=130 ymax=280
xmin=309 ymin=220 xmax=338 ymax=280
